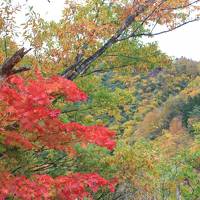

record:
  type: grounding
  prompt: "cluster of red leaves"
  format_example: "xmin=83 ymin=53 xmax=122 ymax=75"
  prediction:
xmin=0 ymin=73 xmax=116 ymax=151
xmin=65 ymin=122 xmax=116 ymax=150
xmin=0 ymin=72 xmax=117 ymax=199
xmin=0 ymin=172 xmax=117 ymax=200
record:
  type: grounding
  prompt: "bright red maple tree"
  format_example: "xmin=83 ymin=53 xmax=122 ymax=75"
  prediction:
xmin=0 ymin=70 xmax=116 ymax=199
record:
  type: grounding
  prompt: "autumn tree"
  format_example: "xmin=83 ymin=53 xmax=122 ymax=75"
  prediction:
xmin=17 ymin=0 xmax=200 ymax=79
xmin=1 ymin=0 xmax=200 ymax=77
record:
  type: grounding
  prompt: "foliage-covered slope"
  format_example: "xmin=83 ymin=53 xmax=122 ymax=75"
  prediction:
xmin=108 ymin=58 xmax=200 ymax=200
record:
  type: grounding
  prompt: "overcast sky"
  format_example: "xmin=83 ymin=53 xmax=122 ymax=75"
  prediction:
xmin=18 ymin=0 xmax=200 ymax=61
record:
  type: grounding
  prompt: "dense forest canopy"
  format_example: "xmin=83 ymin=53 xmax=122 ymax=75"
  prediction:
xmin=0 ymin=0 xmax=200 ymax=199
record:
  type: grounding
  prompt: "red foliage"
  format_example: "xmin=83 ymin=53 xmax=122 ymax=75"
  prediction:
xmin=0 ymin=172 xmax=117 ymax=200
xmin=0 ymin=74 xmax=115 ymax=151
xmin=4 ymin=131 xmax=33 ymax=149
xmin=0 ymin=72 xmax=117 ymax=199
xmin=65 ymin=122 xmax=116 ymax=150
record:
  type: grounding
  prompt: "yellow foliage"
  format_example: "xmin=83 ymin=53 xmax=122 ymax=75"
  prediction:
xmin=169 ymin=116 xmax=186 ymax=135
xmin=154 ymin=117 xmax=193 ymax=158
xmin=134 ymin=109 xmax=162 ymax=139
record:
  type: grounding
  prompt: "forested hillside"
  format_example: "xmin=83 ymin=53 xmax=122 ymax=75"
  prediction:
xmin=0 ymin=0 xmax=200 ymax=199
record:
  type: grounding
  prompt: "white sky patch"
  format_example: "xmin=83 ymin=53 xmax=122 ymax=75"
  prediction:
xmin=26 ymin=0 xmax=65 ymax=21
xmin=13 ymin=0 xmax=200 ymax=61
xmin=144 ymin=20 xmax=200 ymax=61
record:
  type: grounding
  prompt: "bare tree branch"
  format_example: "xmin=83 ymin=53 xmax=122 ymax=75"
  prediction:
xmin=115 ymin=16 xmax=200 ymax=41
xmin=10 ymin=66 xmax=31 ymax=75
xmin=0 ymin=47 xmax=31 ymax=77
xmin=83 ymin=64 xmax=132 ymax=76
xmin=161 ymin=0 xmax=200 ymax=11
xmin=83 ymin=51 xmax=163 ymax=76
xmin=138 ymin=17 xmax=200 ymax=37
xmin=125 ymin=0 xmax=167 ymax=39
